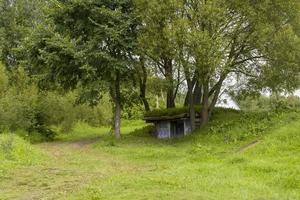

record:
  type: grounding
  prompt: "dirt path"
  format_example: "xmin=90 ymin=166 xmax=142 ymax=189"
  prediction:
xmin=0 ymin=137 xmax=131 ymax=200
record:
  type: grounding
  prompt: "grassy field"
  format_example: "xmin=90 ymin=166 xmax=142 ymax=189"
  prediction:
xmin=0 ymin=111 xmax=299 ymax=199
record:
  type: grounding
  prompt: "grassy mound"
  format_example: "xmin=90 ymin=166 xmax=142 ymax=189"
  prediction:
xmin=1 ymin=111 xmax=299 ymax=199
xmin=144 ymin=106 xmax=239 ymax=118
xmin=73 ymin=110 xmax=300 ymax=200
xmin=204 ymin=110 xmax=300 ymax=143
xmin=144 ymin=106 xmax=199 ymax=118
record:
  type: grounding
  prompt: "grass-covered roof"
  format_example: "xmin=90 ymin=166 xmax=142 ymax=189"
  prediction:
xmin=144 ymin=106 xmax=239 ymax=120
xmin=144 ymin=106 xmax=202 ymax=118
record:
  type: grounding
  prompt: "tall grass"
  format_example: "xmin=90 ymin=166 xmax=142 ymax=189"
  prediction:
xmin=0 ymin=133 xmax=43 ymax=177
xmin=0 ymin=110 xmax=299 ymax=199
xmin=73 ymin=110 xmax=300 ymax=200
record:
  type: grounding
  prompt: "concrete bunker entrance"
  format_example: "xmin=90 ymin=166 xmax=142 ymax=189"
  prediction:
xmin=171 ymin=120 xmax=184 ymax=137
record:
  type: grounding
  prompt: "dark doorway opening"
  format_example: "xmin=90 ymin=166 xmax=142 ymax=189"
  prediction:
xmin=171 ymin=120 xmax=184 ymax=137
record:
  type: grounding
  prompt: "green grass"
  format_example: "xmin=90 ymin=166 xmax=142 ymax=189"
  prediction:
xmin=144 ymin=106 xmax=202 ymax=117
xmin=144 ymin=106 xmax=239 ymax=118
xmin=0 ymin=133 xmax=44 ymax=178
xmin=0 ymin=110 xmax=299 ymax=199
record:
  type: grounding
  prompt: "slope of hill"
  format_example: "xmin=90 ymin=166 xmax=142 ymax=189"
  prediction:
xmin=0 ymin=110 xmax=299 ymax=199
xmin=73 ymin=110 xmax=300 ymax=199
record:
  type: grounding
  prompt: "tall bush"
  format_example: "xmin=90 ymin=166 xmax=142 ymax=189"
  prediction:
xmin=0 ymin=64 xmax=113 ymax=137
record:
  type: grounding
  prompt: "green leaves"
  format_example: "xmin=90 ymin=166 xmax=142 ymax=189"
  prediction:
xmin=1 ymin=0 xmax=299 ymax=120
xmin=264 ymin=25 xmax=300 ymax=91
xmin=0 ymin=0 xmax=45 ymax=67
xmin=26 ymin=0 xmax=138 ymax=91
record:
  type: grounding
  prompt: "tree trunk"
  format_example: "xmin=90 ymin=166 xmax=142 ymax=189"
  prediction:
xmin=208 ymin=75 xmax=226 ymax=117
xmin=184 ymin=89 xmax=191 ymax=106
xmin=208 ymin=85 xmax=221 ymax=117
xmin=167 ymin=89 xmax=175 ymax=108
xmin=139 ymin=57 xmax=150 ymax=111
xmin=141 ymin=92 xmax=150 ymax=112
xmin=201 ymin=82 xmax=209 ymax=127
xmin=187 ymin=79 xmax=196 ymax=131
xmin=110 ymin=71 xmax=121 ymax=139
xmin=114 ymin=97 xmax=121 ymax=139
xmin=156 ymin=95 xmax=159 ymax=109
xmin=193 ymin=82 xmax=202 ymax=105
xmin=184 ymin=80 xmax=201 ymax=106
xmin=183 ymin=65 xmax=196 ymax=130
xmin=164 ymin=58 xmax=175 ymax=108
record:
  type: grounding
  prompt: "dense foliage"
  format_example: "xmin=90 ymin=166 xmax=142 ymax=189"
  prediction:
xmin=0 ymin=63 xmax=113 ymax=141
xmin=0 ymin=0 xmax=299 ymax=138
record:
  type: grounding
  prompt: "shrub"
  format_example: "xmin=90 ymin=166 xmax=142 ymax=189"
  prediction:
xmin=0 ymin=80 xmax=39 ymax=132
xmin=0 ymin=133 xmax=42 ymax=163
xmin=122 ymin=103 xmax=144 ymax=120
xmin=0 ymin=64 xmax=112 ymax=138
xmin=0 ymin=63 xmax=8 ymax=95
xmin=238 ymin=95 xmax=300 ymax=111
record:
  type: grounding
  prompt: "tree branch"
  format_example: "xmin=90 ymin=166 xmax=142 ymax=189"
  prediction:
xmin=208 ymin=73 xmax=227 ymax=97
xmin=233 ymin=56 xmax=264 ymax=66
xmin=230 ymin=69 xmax=258 ymax=78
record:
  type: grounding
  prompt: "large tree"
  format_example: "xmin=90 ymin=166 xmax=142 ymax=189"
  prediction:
xmin=24 ymin=0 xmax=300 ymax=135
xmin=0 ymin=0 xmax=44 ymax=68
xmin=136 ymin=0 xmax=181 ymax=108
xmin=138 ymin=0 xmax=300 ymax=127
xmin=26 ymin=0 xmax=138 ymax=138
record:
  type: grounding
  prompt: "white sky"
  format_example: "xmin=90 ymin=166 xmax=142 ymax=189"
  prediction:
xmin=294 ymin=90 xmax=300 ymax=97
